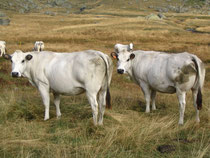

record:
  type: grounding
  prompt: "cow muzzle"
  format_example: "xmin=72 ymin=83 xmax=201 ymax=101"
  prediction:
xmin=117 ymin=69 xmax=124 ymax=74
xmin=11 ymin=72 xmax=19 ymax=78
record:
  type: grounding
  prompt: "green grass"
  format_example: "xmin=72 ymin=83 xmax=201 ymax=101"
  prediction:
xmin=0 ymin=68 xmax=209 ymax=157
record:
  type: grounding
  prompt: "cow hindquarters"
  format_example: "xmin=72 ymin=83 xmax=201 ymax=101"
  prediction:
xmin=191 ymin=56 xmax=205 ymax=123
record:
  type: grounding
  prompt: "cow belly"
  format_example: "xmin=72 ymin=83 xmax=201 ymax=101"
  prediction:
xmin=49 ymin=79 xmax=85 ymax=95
xmin=51 ymin=85 xmax=85 ymax=95
xmin=149 ymin=74 xmax=196 ymax=93
xmin=147 ymin=73 xmax=176 ymax=93
xmin=150 ymin=83 xmax=176 ymax=94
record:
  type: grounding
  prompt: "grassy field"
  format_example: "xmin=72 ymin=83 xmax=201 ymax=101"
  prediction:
xmin=0 ymin=7 xmax=210 ymax=158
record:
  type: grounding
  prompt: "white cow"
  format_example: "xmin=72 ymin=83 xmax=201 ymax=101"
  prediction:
xmin=4 ymin=50 xmax=113 ymax=125
xmin=34 ymin=41 xmax=44 ymax=52
xmin=0 ymin=41 xmax=6 ymax=57
xmin=111 ymin=43 xmax=205 ymax=124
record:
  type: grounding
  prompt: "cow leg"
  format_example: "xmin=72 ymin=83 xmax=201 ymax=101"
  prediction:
xmin=140 ymin=82 xmax=151 ymax=113
xmin=98 ymin=89 xmax=106 ymax=125
xmin=151 ymin=90 xmax=156 ymax=110
xmin=53 ymin=93 xmax=61 ymax=119
xmin=192 ymin=89 xmax=200 ymax=123
xmin=176 ymin=89 xmax=186 ymax=125
xmin=38 ymin=85 xmax=50 ymax=121
xmin=86 ymin=92 xmax=98 ymax=126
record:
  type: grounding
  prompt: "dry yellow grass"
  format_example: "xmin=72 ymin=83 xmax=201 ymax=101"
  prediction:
xmin=0 ymin=7 xmax=209 ymax=158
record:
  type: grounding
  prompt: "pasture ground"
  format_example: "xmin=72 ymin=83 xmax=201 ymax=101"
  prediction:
xmin=0 ymin=6 xmax=210 ymax=158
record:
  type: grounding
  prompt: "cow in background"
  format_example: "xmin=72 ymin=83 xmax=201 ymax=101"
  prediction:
xmin=0 ymin=41 xmax=6 ymax=57
xmin=34 ymin=41 xmax=44 ymax=52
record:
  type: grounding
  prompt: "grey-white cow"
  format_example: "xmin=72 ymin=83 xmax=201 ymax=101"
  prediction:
xmin=0 ymin=41 xmax=6 ymax=57
xmin=34 ymin=41 xmax=44 ymax=52
xmin=4 ymin=50 xmax=113 ymax=125
xmin=111 ymin=43 xmax=205 ymax=125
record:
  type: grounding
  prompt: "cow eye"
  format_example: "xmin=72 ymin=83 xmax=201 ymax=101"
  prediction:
xmin=22 ymin=60 xmax=25 ymax=63
xmin=10 ymin=60 xmax=13 ymax=63
xmin=127 ymin=59 xmax=130 ymax=62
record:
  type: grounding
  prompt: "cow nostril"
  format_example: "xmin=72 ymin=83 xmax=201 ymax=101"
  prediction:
xmin=12 ymin=72 xmax=19 ymax=77
xmin=117 ymin=69 xmax=124 ymax=74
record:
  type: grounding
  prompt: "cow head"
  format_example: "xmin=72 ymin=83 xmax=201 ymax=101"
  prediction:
xmin=4 ymin=50 xmax=33 ymax=77
xmin=111 ymin=43 xmax=135 ymax=74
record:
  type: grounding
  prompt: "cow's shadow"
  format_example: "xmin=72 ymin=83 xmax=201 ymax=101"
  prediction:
xmin=130 ymin=100 xmax=167 ymax=113
xmin=130 ymin=100 xmax=145 ymax=112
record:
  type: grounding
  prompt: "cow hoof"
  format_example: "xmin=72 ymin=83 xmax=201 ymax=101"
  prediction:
xmin=152 ymin=107 xmax=157 ymax=110
xmin=98 ymin=122 xmax=103 ymax=126
xmin=196 ymin=119 xmax=200 ymax=123
xmin=178 ymin=121 xmax=184 ymax=125
xmin=57 ymin=115 xmax=61 ymax=119
xmin=44 ymin=118 xmax=49 ymax=121
xmin=145 ymin=110 xmax=150 ymax=113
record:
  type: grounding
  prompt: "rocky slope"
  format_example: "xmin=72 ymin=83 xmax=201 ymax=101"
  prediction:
xmin=0 ymin=0 xmax=209 ymax=14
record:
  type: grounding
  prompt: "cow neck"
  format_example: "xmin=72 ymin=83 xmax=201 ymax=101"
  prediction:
xmin=128 ymin=58 xmax=139 ymax=84
xmin=22 ymin=56 xmax=34 ymax=80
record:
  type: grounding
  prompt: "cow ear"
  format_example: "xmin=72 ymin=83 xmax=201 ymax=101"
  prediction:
xmin=3 ymin=54 xmax=11 ymax=60
xmin=111 ymin=52 xmax=118 ymax=59
xmin=129 ymin=43 xmax=133 ymax=51
xmin=25 ymin=54 xmax=33 ymax=61
xmin=130 ymin=53 xmax=135 ymax=60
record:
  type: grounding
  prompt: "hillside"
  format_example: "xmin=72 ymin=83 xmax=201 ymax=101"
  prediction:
xmin=0 ymin=0 xmax=209 ymax=14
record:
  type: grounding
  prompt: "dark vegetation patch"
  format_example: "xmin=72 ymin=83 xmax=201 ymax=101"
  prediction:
xmin=186 ymin=28 xmax=210 ymax=34
xmin=157 ymin=144 xmax=176 ymax=153
xmin=5 ymin=100 xmax=39 ymax=121
xmin=136 ymin=100 xmax=145 ymax=112
xmin=205 ymin=67 xmax=210 ymax=81
xmin=205 ymin=60 xmax=210 ymax=63
xmin=173 ymin=138 xmax=195 ymax=144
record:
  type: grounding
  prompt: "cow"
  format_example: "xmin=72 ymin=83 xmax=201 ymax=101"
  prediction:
xmin=4 ymin=50 xmax=113 ymax=126
xmin=0 ymin=41 xmax=6 ymax=57
xmin=111 ymin=43 xmax=205 ymax=125
xmin=34 ymin=41 xmax=44 ymax=52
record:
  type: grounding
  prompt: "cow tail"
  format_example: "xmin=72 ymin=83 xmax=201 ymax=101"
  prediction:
xmin=98 ymin=52 xmax=113 ymax=109
xmin=106 ymin=87 xmax=111 ymax=109
xmin=192 ymin=56 xmax=203 ymax=110
xmin=196 ymin=88 xmax=202 ymax=110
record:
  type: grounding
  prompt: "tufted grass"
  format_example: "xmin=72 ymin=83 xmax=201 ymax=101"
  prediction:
xmin=0 ymin=6 xmax=209 ymax=158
